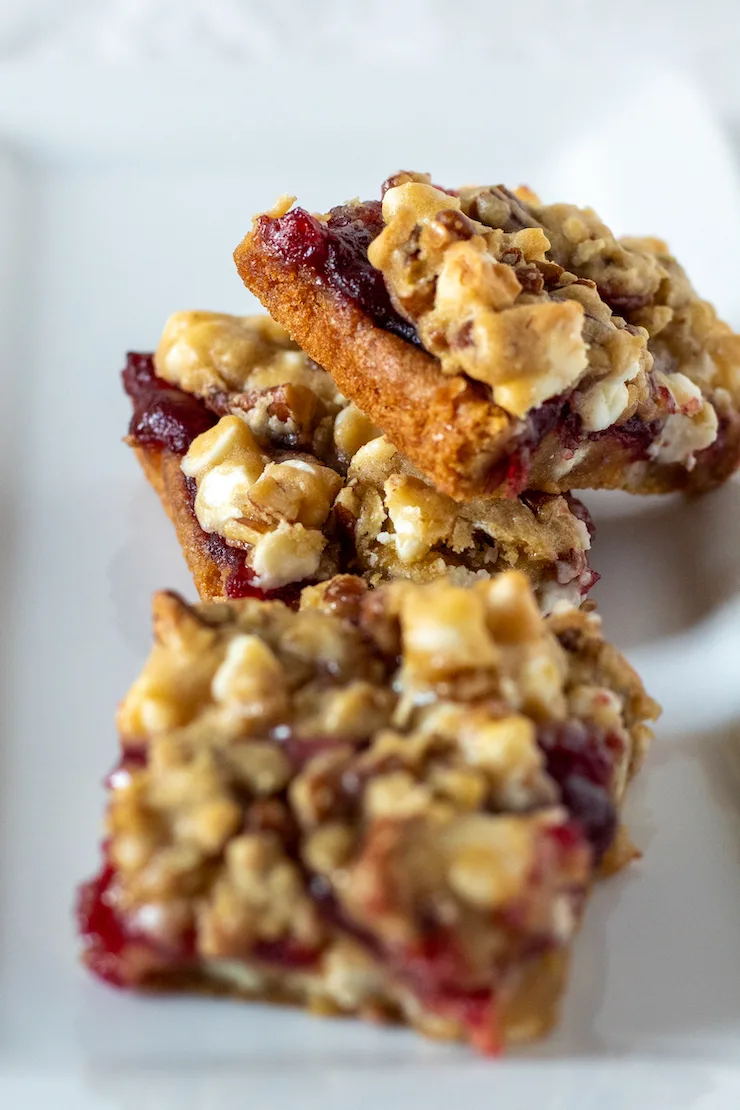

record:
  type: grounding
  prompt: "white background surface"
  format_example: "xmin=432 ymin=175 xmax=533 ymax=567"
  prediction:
xmin=2 ymin=6 xmax=740 ymax=1106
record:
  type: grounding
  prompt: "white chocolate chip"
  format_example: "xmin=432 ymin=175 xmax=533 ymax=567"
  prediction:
xmin=211 ymin=635 xmax=287 ymax=721
xmin=649 ymin=372 xmax=718 ymax=466
xmin=384 ymin=476 xmax=455 ymax=563
xmin=194 ymin=463 xmax=257 ymax=533
xmin=333 ymin=404 xmax=380 ymax=460
xmin=572 ymin=359 xmax=642 ymax=432
xmin=379 ymin=182 xmax=461 ymax=227
xmin=181 ymin=415 xmax=266 ymax=482
xmin=249 ymin=522 xmax=326 ymax=587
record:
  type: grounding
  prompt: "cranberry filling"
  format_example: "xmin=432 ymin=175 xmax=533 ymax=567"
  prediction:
xmin=310 ymin=875 xmax=499 ymax=1048
xmin=77 ymin=861 xmax=318 ymax=985
xmin=489 ymin=397 xmax=662 ymax=497
xmin=690 ymin=408 xmax=738 ymax=482
xmin=273 ymin=729 xmax=359 ymax=770
xmin=122 ymin=351 xmax=169 ymax=400
xmin=179 ymin=478 xmax=308 ymax=607
xmin=484 ymin=395 xmax=569 ymax=497
xmin=76 ymin=864 xmax=133 ymax=987
xmin=74 ymin=861 xmax=195 ymax=987
xmin=252 ymin=938 xmax=319 ymax=970
xmin=122 ymin=353 xmax=216 ymax=454
xmin=393 ymin=929 xmax=501 ymax=1053
xmin=258 ymin=203 xmax=421 ymax=347
xmin=223 ymin=561 xmax=306 ymax=607
xmin=537 ymin=721 xmax=621 ymax=863
xmin=104 ymin=743 xmax=148 ymax=789
xmin=589 ymin=412 xmax=660 ymax=456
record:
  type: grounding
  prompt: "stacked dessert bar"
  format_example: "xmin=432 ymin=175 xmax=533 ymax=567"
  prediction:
xmin=78 ymin=171 xmax=740 ymax=1052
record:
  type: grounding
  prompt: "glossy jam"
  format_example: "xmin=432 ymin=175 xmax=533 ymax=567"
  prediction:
xmin=537 ymin=721 xmax=620 ymax=863
xmin=252 ymin=938 xmax=319 ymax=970
xmin=180 ymin=479 xmax=308 ymax=606
xmin=123 ymin=352 xmax=216 ymax=454
xmin=590 ymin=412 xmax=660 ymax=455
xmin=258 ymin=202 xmax=421 ymax=346
xmin=398 ymin=929 xmax=501 ymax=1054
xmin=494 ymin=398 xmax=660 ymax=498
xmin=77 ymin=863 xmax=318 ymax=984
xmin=76 ymin=863 xmax=139 ymax=987
xmin=485 ymin=395 xmax=567 ymax=497
xmin=103 ymin=744 xmax=148 ymax=789
xmin=224 ymin=563 xmax=306 ymax=607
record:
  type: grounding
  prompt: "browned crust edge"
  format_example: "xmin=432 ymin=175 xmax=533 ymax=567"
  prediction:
xmin=133 ymin=444 xmax=230 ymax=601
xmin=119 ymin=944 xmax=571 ymax=1050
xmin=234 ymin=228 xmax=740 ymax=500
xmin=235 ymin=228 xmax=514 ymax=501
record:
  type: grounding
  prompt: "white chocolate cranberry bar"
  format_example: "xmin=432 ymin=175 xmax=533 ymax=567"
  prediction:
xmin=123 ymin=312 xmax=596 ymax=610
xmin=78 ymin=572 xmax=658 ymax=1052
xmin=234 ymin=173 xmax=740 ymax=500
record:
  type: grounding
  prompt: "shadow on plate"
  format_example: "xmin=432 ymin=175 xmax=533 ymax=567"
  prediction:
xmin=583 ymin=481 xmax=740 ymax=650
xmin=109 ymin=482 xmax=195 ymax=658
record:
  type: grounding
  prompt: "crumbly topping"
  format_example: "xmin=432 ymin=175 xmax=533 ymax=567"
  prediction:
xmin=179 ymin=394 xmax=595 ymax=602
xmin=472 ymin=186 xmax=740 ymax=448
xmin=155 ymin=312 xmax=335 ymax=404
xmin=182 ymin=414 xmax=343 ymax=588
xmin=155 ymin=311 xmax=347 ymax=457
xmin=362 ymin=173 xmax=732 ymax=466
xmin=620 ymin=237 xmax=740 ymax=401
xmin=516 ymin=193 xmax=666 ymax=312
xmin=507 ymin=200 xmax=740 ymax=404
xmin=509 ymin=195 xmax=740 ymax=407
xmin=96 ymin=576 xmax=658 ymax=1039
xmin=367 ymin=176 xmax=651 ymax=422
xmin=116 ymin=573 xmax=656 ymax=833
xmin=335 ymin=436 xmax=593 ymax=610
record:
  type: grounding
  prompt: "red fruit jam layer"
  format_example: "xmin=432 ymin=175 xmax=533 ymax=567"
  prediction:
xmin=398 ymin=928 xmax=501 ymax=1054
xmin=255 ymin=195 xmax=671 ymax=495
xmin=257 ymin=202 xmax=421 ymax=347
xmin=123 ymin=357 xmax=308 ymax=603
xmin=79 ymin=743 xmax=582 ymax=1048
xmin=488 ymin=393 xmax=662 ymax=498
xmin=537 ymin=720 xmax=623 ymax=863
xmin=123 ymin=352 xmax=217 ymax=454
xmin=77 ymin=855 xmax=497 ymax=1050
xmin=77 ymin=861 xmax=319 ymax=988
xmin=179 ymin=475 xmax=308 ymax=606
xmin=76 ymin=862 xmax=142 ymax=987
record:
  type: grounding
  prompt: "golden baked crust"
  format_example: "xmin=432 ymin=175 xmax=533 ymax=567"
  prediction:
xmin=234 ymin=230 xmax=511 ymax=500
xmin=234 ymin=176 xmax=740 ymax=500
xmin=78 ymin=574 xmax=659 ymax=1052
xmin=135 ymin=445 xmax=229 ymax=602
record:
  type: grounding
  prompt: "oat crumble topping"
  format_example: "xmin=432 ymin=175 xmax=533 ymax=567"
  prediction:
xmin=155 ymin=311 xmax=349 ymax=459
xmin=368 ymin=175 xmax=652 ymax=425
xmin=81 ymin=574 xmax=658 ymax=1050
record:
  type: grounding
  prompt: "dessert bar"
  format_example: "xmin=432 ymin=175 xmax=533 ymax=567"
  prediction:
xmin=78 ymin=572 xmax=658 ymax=1051
xmin=124 ymin=311 xmax=597 ymax=609
xmin=234 ymin=174 xmax=740 ymax=500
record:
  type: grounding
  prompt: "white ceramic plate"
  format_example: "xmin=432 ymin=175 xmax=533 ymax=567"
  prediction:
xmin=1 ymin=60 xmax=740 ymax=1108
